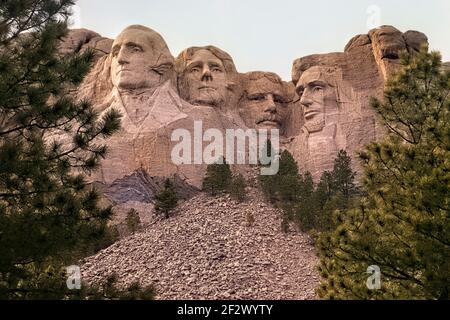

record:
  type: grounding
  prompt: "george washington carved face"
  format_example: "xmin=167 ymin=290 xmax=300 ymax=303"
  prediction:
xmin=110 ymin=25 xmax=174 ymax=91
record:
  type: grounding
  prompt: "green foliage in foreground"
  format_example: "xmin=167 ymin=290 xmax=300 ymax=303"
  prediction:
xmin=259 ymin=148 xmax=358 ymax=234
xmin=155 ymin=179 xmax=179 ymax=219
xmin=202 ymin=157 xmax=232 ymax=196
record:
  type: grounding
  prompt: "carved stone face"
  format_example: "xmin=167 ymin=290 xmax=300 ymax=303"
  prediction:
xmin=182 ymin=49 xmax=228 ymax=107
xmin=110 ymin=27 xmax=173 ymax=90
xmin=296 ymin=66 xmax=339 ymax=133
xmin=370 ymin=26 xmax=406 ymax=60
xmin=239 ymin=75 xmax=288 ymax=130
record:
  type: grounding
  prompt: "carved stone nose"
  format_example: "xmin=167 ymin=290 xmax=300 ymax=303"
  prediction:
xmin=300 ymin=95 xmax=313 ymax=107
xmin=264 ymin=103 xmax=276 ymax=113
xmin=201 ymin=66 xmax=212 ymax=81
xmin=264 ymin=95 xmax=276 ymax=112
xmin=117 ymin=49 xmax=129 ymax=65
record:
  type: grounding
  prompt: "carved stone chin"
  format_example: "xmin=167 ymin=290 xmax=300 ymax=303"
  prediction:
xmin=304 ymin=117 xmax=326 ymax=134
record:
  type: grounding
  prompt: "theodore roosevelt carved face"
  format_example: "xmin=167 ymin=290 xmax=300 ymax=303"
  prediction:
xmin=239 ymin=72 xmax=290 ymax=131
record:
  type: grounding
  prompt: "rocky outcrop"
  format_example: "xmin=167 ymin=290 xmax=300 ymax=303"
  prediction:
xmin=102 ymin=169 xmax=199 ymax=204
xmin=367 ymin=26 xmax=428 ymax=80
xmin=93 ymin=169 xmax=199 ymax=230
xmin=59 ymin=28 xmax=112 ymax=59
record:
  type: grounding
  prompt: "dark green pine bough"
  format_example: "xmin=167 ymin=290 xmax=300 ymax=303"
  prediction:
xmin=155 ymin=179 xmax=179 ymax=219
xmin=0 ymin=0 xmax=154 ymax=299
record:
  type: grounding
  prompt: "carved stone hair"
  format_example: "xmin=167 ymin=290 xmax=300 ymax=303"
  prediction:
xmin=175 ymin=45 xmax=237 ymax=75
xmin=241 ymin=71 xmax=294 ymax=104
xmin=245 ymin=71 xmax=283 ymax=84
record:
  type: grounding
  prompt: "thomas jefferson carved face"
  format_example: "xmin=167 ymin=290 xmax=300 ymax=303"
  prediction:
xmin=239 ymin=73 xmax=289 ymax=130
xmin=110 ymin=26 xmax=174 ymax=90
xmin=176 ymin=46 xmax=238 ymax=108
xmin=182 ymin=49 xmax=228 ymax=107
xmin=296 ymin=66 xmax=339 ymax=133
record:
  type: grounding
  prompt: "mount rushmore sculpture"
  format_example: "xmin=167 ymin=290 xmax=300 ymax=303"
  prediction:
xmin=59 ymin=24 xmax=429 ymax=188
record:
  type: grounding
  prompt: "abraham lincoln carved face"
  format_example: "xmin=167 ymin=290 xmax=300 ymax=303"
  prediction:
xmin=295 ymin=66 xmax=340 ymax=133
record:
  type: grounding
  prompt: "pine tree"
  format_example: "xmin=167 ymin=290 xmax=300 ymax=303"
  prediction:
xmin=154 ymin=179 xmax=178 ymax=219
xmin=259 ymin=149 xmax=300 ymax=204
xmin=317 ymin=49 xmax=450 ymax=299
xmin=293 ymin=171 xmax=316 ymax=231
xmin=315 ymin=171 xmax=334 ymax=209
xmin=0 ymin=0 xmax=154 ymax=299
xmin=202 ymin=156 xmax=232 ymax=196
xmin=74 ymin=274 xmax=156 ymax=300
xmin=258 ymin=139 xmax=278 ymax=201
xmin=259 ymin=149 xmax=305 ymax=231
xmin=332 ymin=150 xmax=357 ymax=199
xmin=277 ymin=151 xmax=301 ymax=204
xmin=312 ymin=151 xmax=358 ymax=231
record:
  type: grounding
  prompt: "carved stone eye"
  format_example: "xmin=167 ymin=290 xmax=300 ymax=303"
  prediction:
xmin=249 ymin=95 xmax=265 ymax=101
xmin=153 ymin=63 xmax=172 ymax=75
xmin=190 ymin=67 xmax=200 ymax=73
xmin=130 ymin=45 xmax=143 ymax=53
xmin=274 ymin=96 xmax=285 ymax=104
xmin=313 ymin=86 xmax=323 ymax=92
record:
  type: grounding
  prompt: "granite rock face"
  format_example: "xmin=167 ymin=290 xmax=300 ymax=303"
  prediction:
xmin=368 ymin=26 xmax=428 ymax=80
xmin=103 ymin=169 xmax=199 ymax=204
xmin=59 ymin=28 xmax=112 ymax=59
xmin=59 ymin=24 xmax=429 ymax=187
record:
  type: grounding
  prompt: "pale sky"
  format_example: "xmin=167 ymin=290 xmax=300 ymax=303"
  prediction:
xmin=74 ymin=0 xmax=450 ymax=80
